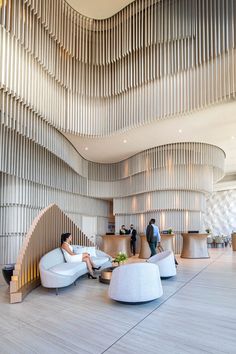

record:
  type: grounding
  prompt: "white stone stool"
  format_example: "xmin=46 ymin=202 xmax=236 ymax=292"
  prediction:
xmin=147 ymin=250 xmax=176 ymax=278
xmin=108 ymin=263 xmax=163 ymax=303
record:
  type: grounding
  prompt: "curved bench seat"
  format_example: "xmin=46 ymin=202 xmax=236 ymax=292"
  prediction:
xmin=39 ymin=248 xmax=111 ymax=291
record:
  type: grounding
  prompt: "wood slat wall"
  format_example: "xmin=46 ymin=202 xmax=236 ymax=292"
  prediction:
xmin=0 ymin=1 xmax=229 ymax=263
xmin=0 ymin=0 xmax=235 ymax=136
xmin=10 ymin=203 xmax=93 ymax=304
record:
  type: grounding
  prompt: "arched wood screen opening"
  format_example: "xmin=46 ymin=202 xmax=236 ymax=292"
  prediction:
xmin=10 ymin=204 xmax=93 ymax=304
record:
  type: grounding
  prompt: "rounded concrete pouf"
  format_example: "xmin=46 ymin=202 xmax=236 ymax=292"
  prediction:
xmin=147 ymin=250 xmax=176 ymax=278
xmin=108 ymin=263 xmax=163 ymax=303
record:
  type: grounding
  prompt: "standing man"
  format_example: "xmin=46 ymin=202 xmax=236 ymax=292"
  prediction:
xmin=129 ymin=224 xmax=137 ymax=256
xmin=146 ymin=218 xmax=161 ymax=257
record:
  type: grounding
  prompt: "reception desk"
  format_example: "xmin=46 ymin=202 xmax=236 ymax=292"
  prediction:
xmin=232 ymin=233 xmax=236 ymax=251
xmin=181 ymin=233 xmax=209 ymax=259
xmin=100 ymin=235 xmax=132 ymax=257
xmin=139 ymin=233 xmax=175 ymax=259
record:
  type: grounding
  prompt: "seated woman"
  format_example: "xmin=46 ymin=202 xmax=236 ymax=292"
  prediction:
xmin=61 ymin=232 xmax=100 ymax=279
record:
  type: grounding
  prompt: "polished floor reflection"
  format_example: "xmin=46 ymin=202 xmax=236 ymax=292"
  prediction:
xmin=0 ymin=249 xmax=236 ymax=354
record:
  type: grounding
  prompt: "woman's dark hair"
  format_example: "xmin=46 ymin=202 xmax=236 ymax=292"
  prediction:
xmin=61 ymin=232 xmax=71 ymax=246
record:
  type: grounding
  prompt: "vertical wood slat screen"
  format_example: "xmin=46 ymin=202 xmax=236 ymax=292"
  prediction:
xmin=10 ymin=203 xmax=93 ymax=304
xmin=113 ymin=190 xmax=206 ymax=214
xmin=0 ymin=1 xmax=235 ymax=136
xmin=0 ymin=135 xmax=225 ymax=263
xmin=87 ymin=143 xmax=225 ymax=199
xmin=0 ymin=0 xmax=230 ymax=266
xmin=110 ymin=142 xmax=225 ymax=254
xmin=87 ymin=142 xmax=225 ymax=181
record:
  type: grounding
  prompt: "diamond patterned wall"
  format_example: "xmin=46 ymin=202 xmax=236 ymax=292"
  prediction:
xmin=203 ymin=190 xmax=236 ymax=236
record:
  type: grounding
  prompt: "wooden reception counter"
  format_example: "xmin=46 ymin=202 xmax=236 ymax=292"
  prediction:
xmin=232 ymin=233 xmax=236 ymax=251
xmin=139 ymin=233 xmax=175 ymax=259
xmin=181 ymin=233 xmax=209 ymax=259
xmin=100 ymin=235 xmax=132 ymax=257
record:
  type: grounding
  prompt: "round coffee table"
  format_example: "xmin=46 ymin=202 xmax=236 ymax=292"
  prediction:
xmin=99 ymin=266 xmax=117 ymax=284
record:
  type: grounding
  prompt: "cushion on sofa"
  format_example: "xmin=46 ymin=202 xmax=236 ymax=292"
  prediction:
xmin=50 ymin=262 xmax=87 ymax=276
xmin=91 ymin=255 xmax=110 ymax=266
xmin=86 ymin=247 xmax=97 ymax=257
xmin=73 ymin=246 xmax=96 ymax=257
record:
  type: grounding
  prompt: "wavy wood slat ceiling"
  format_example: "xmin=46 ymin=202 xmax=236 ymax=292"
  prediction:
xmin=66 ymin=0 xmax=135 ymax=20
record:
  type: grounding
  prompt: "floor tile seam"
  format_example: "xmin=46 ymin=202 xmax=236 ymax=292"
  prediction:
xmin=100 ymin=251 xmax=226 ymax=354
xmin=0 ymin=252 xmax=227 ymax=352
xmin=188 ymin=282 xmax=236 ymax=290
xmin=0 ymin=303 xmax=80 ymax=332
xmin=0 ymin=319 xmax=36 ymax=339
xmin=0 ymin=330 xmax=41 ymax=354
xmin=4 ymin=319 xmax=89 ymax=354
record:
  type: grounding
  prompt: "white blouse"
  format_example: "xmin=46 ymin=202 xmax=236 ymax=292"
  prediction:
xmin=62 ymin=243 xmax=83 ymax=263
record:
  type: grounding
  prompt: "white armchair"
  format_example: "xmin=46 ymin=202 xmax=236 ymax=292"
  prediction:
xmin=108 ymin=263 xmax=163 ymax=303
xmin=147 ymin=250 xmax=176 ymax=278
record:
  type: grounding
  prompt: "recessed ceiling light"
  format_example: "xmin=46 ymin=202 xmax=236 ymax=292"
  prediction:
xmin=123 ymin=139 xmax=127 ymax=143
xmin=178 ymin=129 xmax=182 ymax=133
xmin=231 ymin=136 xmax=235 ymax=140
xmin=85 ymin=147 xmax=88 ymax=151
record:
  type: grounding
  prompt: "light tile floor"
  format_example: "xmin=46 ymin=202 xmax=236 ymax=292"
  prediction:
xmin=0 ymin=248 xmax=235 ymax=354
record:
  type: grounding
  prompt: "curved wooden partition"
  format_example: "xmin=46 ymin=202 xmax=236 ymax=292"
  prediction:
xmin=10 ymin=204 xmax=93 ymax=304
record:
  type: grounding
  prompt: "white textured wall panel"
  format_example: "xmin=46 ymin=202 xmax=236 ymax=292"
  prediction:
xmin=203 ymin=190 xmax=236 ymax=236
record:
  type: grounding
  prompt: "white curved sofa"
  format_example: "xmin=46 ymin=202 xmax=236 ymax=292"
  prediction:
xmin=39 ymin=247 xmax=111 ymax=292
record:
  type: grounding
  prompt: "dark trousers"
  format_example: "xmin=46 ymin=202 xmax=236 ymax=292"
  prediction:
xmin=130 ymin=240 xmax=136 ymax=256
xmin=148 ymin=239 xmax=157 ymax=257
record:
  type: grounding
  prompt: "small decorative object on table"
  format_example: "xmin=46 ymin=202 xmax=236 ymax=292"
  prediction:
xmin=167 ymin=228 xmax=173 ymax=234
xmin=99 ymin=252 xmax=128 ymax=284
xmin=112 ymin=252 xmax=128 ymax=265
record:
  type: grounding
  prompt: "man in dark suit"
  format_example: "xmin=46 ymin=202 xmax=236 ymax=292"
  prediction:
xmin=129 ymin=224 xmax=137 ymax=256
xmin=146 ymin=218 xmax=161 ymax=257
